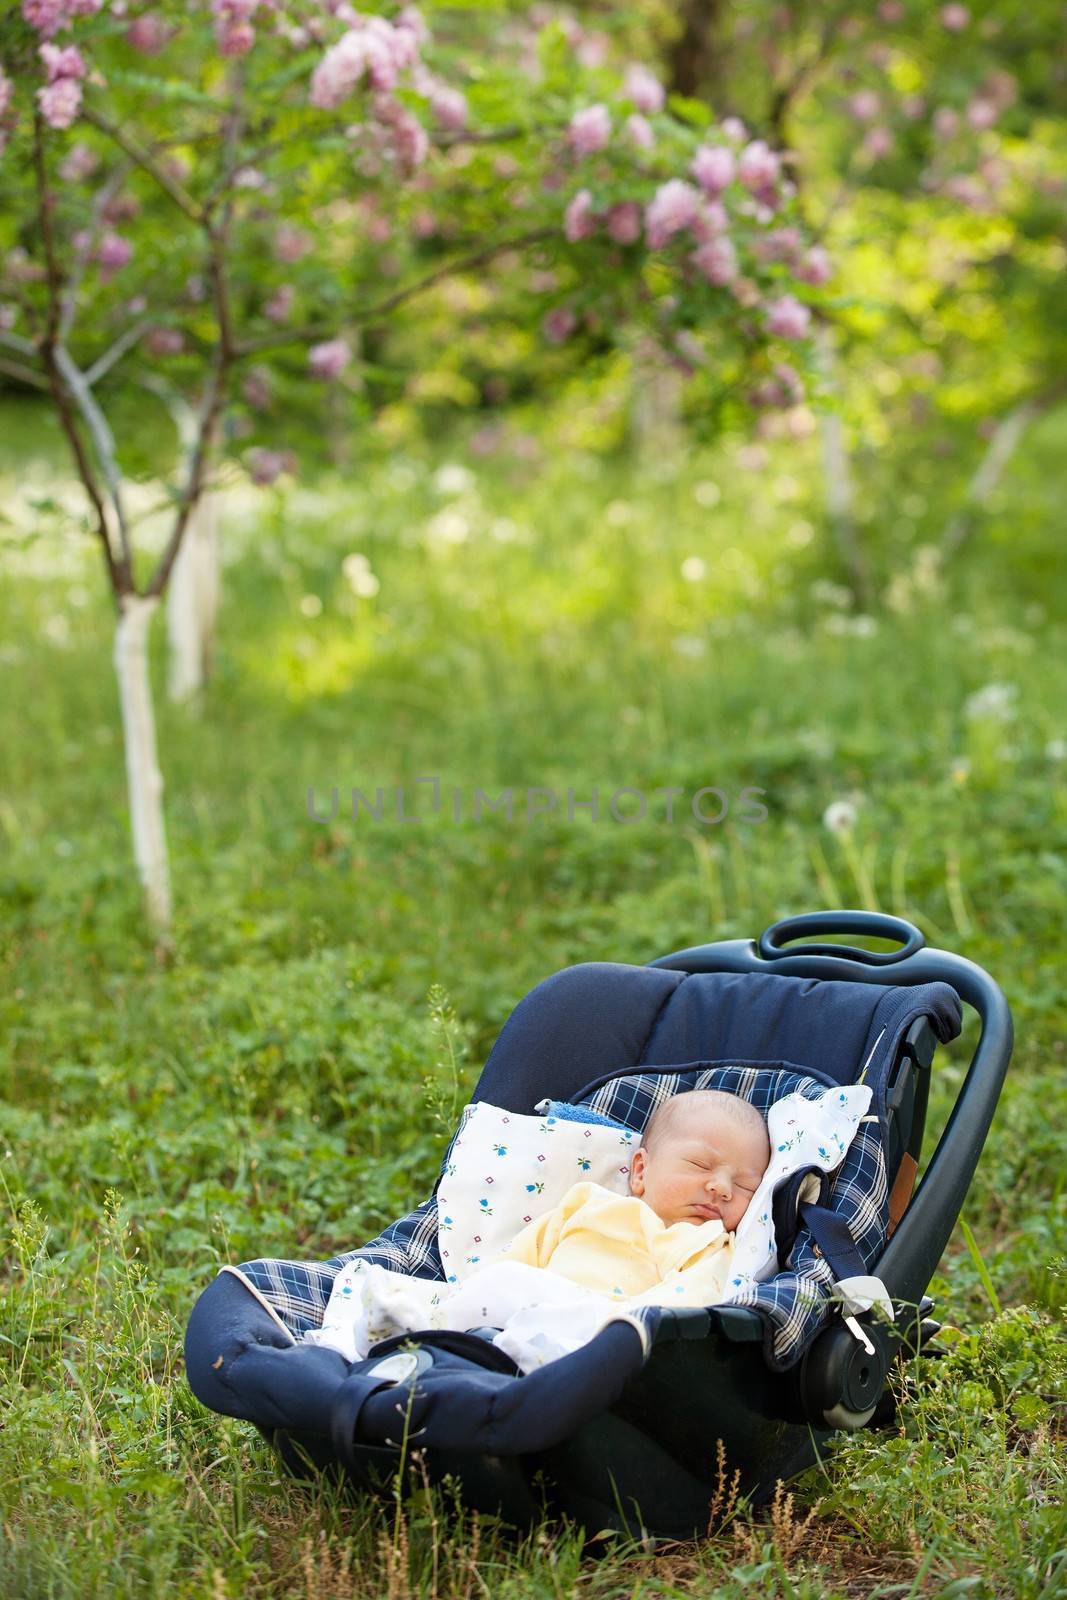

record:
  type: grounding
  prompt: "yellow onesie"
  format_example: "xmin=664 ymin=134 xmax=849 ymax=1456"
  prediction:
xmin=501 ymin=1180 xmax=735 ymax=1307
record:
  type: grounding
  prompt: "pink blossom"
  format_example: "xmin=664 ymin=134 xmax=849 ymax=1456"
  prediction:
xmin=878 ymin=0 xmax=905 ymax=19
xmin=720 ymin=116 xmax=747 ymax=143
xmin=397 ymin=6 xmax=429 ymax=46
xmin=242 ymin=367 xmax=272 ymax=410
xmin=245 ymin=447 xmax=296 ymax=486
xmin=797 ymin=245 xmax=832 ymax=286
xmin=37 ymin=78 xmax=82 ymax=130
xmin=385 ymin=104 xmax=428 ymax=170
xmin=983 ymin=71 xmax=1017 ymax=109
xmin=644 ymin=179 xmax=700 ymax=249
xmin=966 ymin=98 xmax=997 ymax=130
xmin=738 ymin=140 xmax=780 ymax=192
xmin=70 ymin=0 xmax=102 ymax=14
xmin=674 ymin=330 xmax=705 ymax=369
xmin=624 ymin=114 xmax=654 ymax=151
xmin=311 ymin=28 xmax=381 ymax=108
xmin=367 ymin=213 xmax=391 ymax=244
xmin=732 ymin=277 xmax=760 ymax=309
xmin=940 ymin=4 xmax=970 ymax=30
xmin=430 ymin=85 xmax=467 ymax=131
xmin=754 ymin=226 xmax=802 ymax=266
xmin=575 ymin=33 xmax=607 ymax=69
xmin=412 ymin=209 xmax=437 ymax=239
xmin=765 ymin=295 xmax=810 ymax=339
xmin=265 ymin=284 xmax=294 ymax=323
xmin=273 ymin=225 xmax=312 ymax=264
xmin=623 ymin=63 xmax=665 ymax=115
xmin=568 ymin=104 xmax=611 ymax=155
xmin=22 ymin=0 xmax=68 ymax=39
xmin=0 ymin=68 xmax=13 ymax=119
xmin=40 ymin=43 xmax=86 ymax=82
xmin=127 ymin=14 xmax=171 ymax=54
xmin=848 ymin=89 xmax=880 ymax=123
xmin=97 ymin=231 xmax=133 ymax=276
xmin=862 ymin=126 xmax=894 ymax=160
xmin=103 ymin=192 xmax=140 ymax=223
xmin=902 ymin=95 xmax=926 ymax=121
xmin=58 ymin=142 xmax=99 ymax=181
xmin=941 ymin=174 xmax=991 ymax=211
xmin=564 ymin=188 xmax=598 ymax=242
xmin=542 ymin=306 xmax=576 ymax=344
xmin=691 ymin=201 xmax=728 ymax=240
xmin=691 ymin=235 xmax=738 ymax=286
xmin=145 ymin=327 xmax=184 ymax=357
xmin=691 ymin=144 xmax=735 ymax=194
xmin=933 ymin=107 xmax=959 ymax=138
xmin=219 ymin=21 xmax=255 ymax=56
xmin=309 ymin=337 xmax=351 ymax=380
xmin=606 ymin=201 xmax=641 ymax=244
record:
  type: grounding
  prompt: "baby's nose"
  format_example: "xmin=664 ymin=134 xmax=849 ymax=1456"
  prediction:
xmin=705 ymin=1170 xmax=732 ymax=1197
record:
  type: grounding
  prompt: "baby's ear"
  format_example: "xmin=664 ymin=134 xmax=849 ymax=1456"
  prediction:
xmin=629 ymin=1147 xmax=646 ymax=1194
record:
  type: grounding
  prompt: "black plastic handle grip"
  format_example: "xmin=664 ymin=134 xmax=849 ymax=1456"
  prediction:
xmin=758 ymin=911 xmax=924 ymax=966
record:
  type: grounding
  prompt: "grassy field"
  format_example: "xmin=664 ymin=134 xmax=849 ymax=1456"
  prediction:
xmin=0 ymin=396 xmax=1064 ymax=1597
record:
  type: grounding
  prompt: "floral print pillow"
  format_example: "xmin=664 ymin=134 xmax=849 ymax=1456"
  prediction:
xmin=436 ymin=1102 xmax=638 ymax=1284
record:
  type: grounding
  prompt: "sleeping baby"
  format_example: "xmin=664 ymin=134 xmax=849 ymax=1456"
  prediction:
xmin=500 ymin=1089 xmax=770 ymax=1299
xmin=305 ymin=1090 xmax=770 ymax=1369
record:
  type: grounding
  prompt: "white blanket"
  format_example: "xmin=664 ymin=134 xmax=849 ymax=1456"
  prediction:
xmin=305 ymin=1083 xmax=873 ymax=1372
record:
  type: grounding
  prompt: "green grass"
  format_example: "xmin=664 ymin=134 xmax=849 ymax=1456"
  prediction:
xmin=0 ymin=395 xmax=1065 ymax=1597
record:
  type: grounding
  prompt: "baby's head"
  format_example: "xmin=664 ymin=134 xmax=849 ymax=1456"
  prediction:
xmin=629 ymin=1089 xmax=769 ymax=1232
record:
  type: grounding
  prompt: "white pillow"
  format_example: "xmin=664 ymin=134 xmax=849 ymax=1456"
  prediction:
xmin=436 ymin=1103 xmax=638 ymax=1283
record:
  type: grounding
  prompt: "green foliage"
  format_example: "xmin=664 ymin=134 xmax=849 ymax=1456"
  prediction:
xmin=1 ymin=397 xmax=1066 ymax=1590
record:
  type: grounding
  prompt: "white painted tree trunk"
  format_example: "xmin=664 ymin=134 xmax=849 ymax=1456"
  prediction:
xmin=114 ymin=594 xmax=172 ymax=941
xmin=166 ymin=484 xmax=220 ymax=705
xmin=941 ymin=399 xmax=1037 ymax=561
xmin=631 ymin=341 xmax=684 ymax=455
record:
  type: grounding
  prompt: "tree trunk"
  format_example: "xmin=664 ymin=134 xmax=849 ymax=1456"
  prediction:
xmin=166 ymin=484 xmax=220 ymax=705
xmin=630 ymin=340 xmax=685 ymax=457
xmin=665 ymin=0 xmax=724 ymax=99
xmin=114 ymin=594 xmax=173 ymax=945
xmin=940 ymin=400 xmax=1037 ymax=562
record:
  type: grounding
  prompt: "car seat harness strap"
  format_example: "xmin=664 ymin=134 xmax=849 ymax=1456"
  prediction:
xmin=798 ymin=1202 xmax=894 ymax=1355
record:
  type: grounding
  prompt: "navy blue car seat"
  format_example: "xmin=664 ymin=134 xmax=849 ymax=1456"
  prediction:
xmin=185 ymin=912 xmax=1012 ymax=1540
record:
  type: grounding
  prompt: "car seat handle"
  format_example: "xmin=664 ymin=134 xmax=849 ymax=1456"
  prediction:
xmin=758 ymin=911 xmax=924 ymax=967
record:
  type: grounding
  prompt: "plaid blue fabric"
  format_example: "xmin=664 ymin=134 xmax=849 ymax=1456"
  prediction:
xmin=579 ymin=1063 xmax=887 ymax=1370
xmin=235 ymin=1060 xmax=887 ymax=1372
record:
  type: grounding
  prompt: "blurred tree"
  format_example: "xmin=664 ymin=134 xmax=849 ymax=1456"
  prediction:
xmin=564 ymin=0 xmax=1067 ymax=601
xmin=0 ymin=0 xmax=820 ymax=944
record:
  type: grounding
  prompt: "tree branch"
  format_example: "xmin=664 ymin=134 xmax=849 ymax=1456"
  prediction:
xmin=60 ymin=163 xmax=132 ymax=341
xmin=0 ymin=329 xmax=39 ymax=359
xmin=143 ymin=357 xmax=226 ymax=600
xmin=0 ymin=355 xmax=49 ymax=391
xmin=81 ymin=105 xmax=205 ymax=223
xmin=84 ymin=319 xmax=150 ymax=387
xmin=236 ymin=226 xmax=556 ymax=357
xmin=32 ymin=112 xmax=129 ymax=600
xmin=940 ymin=379 xmax=1067 ymax=562
xmin=54 ymin=344 xmax=134 ymax=573
xmin=144 ymin=67 xmax=245 ymax=600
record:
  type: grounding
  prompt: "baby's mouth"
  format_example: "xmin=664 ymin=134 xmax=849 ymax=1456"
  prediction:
xmin=691 ymin=1202 xmax=722 ymax=1220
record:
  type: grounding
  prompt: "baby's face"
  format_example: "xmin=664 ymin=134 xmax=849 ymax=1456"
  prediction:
xmin=629 ymin=1113 xmax=768 ymax=1232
